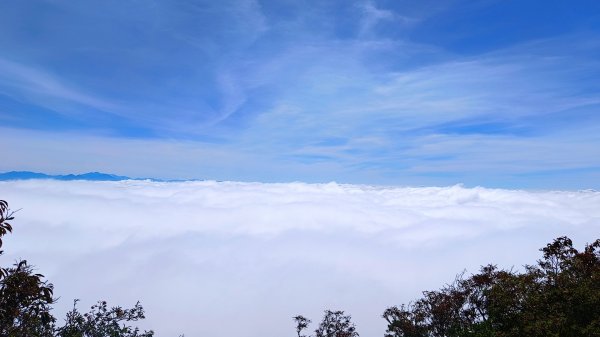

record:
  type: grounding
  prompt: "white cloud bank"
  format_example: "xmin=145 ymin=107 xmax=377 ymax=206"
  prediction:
xmin=1 ymin=180 xmax=599 ymax=336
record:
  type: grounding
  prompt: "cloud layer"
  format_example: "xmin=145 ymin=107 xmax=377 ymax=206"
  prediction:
xmin=1 ymin=180 xmax=599 ymax=336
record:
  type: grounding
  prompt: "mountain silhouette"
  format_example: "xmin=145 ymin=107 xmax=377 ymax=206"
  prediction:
xmin=0 ymin=171 xmax=132 ymax=181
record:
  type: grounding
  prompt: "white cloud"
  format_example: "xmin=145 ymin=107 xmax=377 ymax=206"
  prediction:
xmin=1 ymin=180 xmax=599 ymax=337
xmin=0 ymin=57 xmax=119 ymax=115
xmin=358 ymin=1 xmax=417 ymax=37
xmin=4 ymin=122 xmax=600 ymax=189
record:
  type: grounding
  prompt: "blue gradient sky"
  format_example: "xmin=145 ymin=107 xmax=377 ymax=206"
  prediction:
xmin=1 ymin=0 xmax=600 ymax=188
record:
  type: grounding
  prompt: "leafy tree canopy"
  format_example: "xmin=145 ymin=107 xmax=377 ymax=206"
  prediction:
xmin=294 ymin=310 xmax=359 ymax=337
xmin=382 ymin=236 xmax=600 ymax=337
xmin=0 ymin=200 xmax=155 ymax=337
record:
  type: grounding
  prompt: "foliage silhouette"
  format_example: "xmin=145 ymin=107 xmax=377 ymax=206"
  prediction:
xmin=0 ymin=199 xmax=56 ymax=336
xmin=294 ymin=310 xmax=359 ymax=337
xmin=57 ymin=300 xmax=153 ymax=337
xmin=0 ymin=200 xmax=155 ymax=337
xmin=0 ymin=260 xmax=56 ymax=337
xmin=383 ymin=236 xmax=600 ymax=337
xmin=294 ymin=315 xmax=311 ymax=337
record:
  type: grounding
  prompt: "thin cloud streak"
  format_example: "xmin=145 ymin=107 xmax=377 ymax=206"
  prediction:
xmin=2 ymin=126 xmax=600 ymax=188
xmin=0 ymin=57 xmax=119 ymax=114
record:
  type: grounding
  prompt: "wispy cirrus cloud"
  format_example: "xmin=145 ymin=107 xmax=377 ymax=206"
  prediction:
xmin=0 ymin=1 xmax=599 ymax=186
xmin=0 ymin=0 xmax=270 ymax=132
xmin=0 ymin=57 xmax=119 ymax=115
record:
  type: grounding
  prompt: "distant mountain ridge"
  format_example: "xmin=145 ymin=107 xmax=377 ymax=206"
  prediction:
xmin=0 ymin=171 xmax=134 ymax=181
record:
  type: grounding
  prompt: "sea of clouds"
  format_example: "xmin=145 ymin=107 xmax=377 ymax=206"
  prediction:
xmin=1 ymin=180 xmax=599 ymax=337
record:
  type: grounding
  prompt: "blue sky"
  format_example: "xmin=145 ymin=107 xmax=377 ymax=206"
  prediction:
xmin=1 ymin=0 xmax=600 ymax=188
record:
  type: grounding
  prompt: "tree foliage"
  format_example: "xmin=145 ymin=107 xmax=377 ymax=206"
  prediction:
xmin=0 ymin=199 xmax=55 ymax=336
xmin=294 ymin=315 xmax=311 ymax=337
xmin=0 ymin=200 xmax=155 ymax=337
xmin=294 ymin=310 xmax=359 ymax=337
xmin=0 ymin=260 xmax=56 ymax=337
xmin=1 ymin=199 xmax=15 ymax=277
xmin=383 ymin=236 xmax=600 ymax=337
xmin=57 ymin=300 xmax=153 ymax=337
